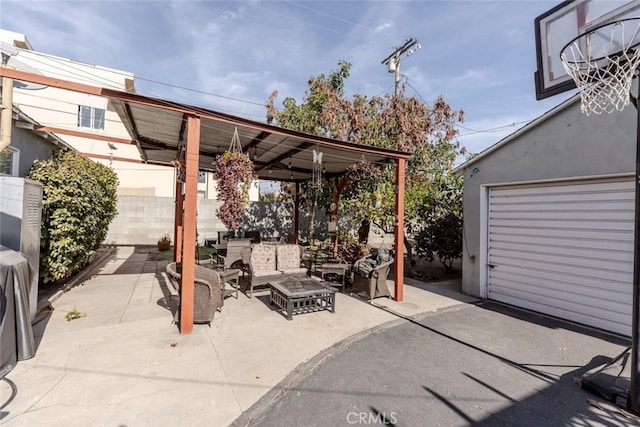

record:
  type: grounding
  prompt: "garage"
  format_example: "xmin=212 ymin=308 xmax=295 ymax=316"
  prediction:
xmin=487 ymin=178 xmax=634 ymax=336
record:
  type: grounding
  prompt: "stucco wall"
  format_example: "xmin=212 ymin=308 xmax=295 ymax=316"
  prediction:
xmin=105 ymin=196 xmax=328 ymax=245
xmin=10 ymin=126 xmax=59 ymax=176
xmin=458 ymin=97 xmax=636 ymax=297
xmin=105 ymin=196 xmax=225 ymax=245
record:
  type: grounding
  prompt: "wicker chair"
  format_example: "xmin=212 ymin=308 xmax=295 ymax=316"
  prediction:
xmin=351 ymin=251 xmax=394 ymax=301
xmin=166 ymin=262 xmax=222 ymax=325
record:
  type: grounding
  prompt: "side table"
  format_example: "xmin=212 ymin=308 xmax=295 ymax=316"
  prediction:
xmin=219 ymin=268 xmax=240 ymax=300
xmin=319 ymin=263 xmax=350 ymax=292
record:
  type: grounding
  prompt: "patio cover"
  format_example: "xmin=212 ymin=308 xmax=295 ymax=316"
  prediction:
xmin=0 ymin=66 xmax=412 ymax=334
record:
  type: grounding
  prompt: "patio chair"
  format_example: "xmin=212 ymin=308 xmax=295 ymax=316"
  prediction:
xmin=165 ymin=262 xmax=222 ymax=325
xmin=244 ymin=230 xmax=261 ymax=244
xmin=351 ymin=249 xmax=394 ymax=301
xmin=211 ymin=238 xmax=251 ymax=272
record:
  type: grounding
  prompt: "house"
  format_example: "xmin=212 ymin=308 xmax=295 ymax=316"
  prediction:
xmin=454 ymin=95 xmax=636 ymax=336
xmin=1 ymin=106 xmax=71 ymax=176
xmin=0 ymin=29 xmax=259 ymax=202
xmin=1 ymin=29 xmax=263 ymax=245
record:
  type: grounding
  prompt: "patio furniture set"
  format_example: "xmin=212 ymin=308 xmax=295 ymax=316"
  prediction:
xmin=165 ymin=240 xmax=394 ymax=323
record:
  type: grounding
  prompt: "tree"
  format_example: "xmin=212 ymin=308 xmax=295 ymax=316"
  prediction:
xmin=266 ymin=61 xmax=465 ymax=263
xmin=414 ymin=172 xmax=463 ymax=271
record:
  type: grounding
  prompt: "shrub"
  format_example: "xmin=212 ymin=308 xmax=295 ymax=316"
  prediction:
xmin=415 ymin=212 xmax=462 ymax=272
xmin=413 ymin=173 xmax=463 ymax=272
xmin=26 ymin=151 xmax=118 ymax=284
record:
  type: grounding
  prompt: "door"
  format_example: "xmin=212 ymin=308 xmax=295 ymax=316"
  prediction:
xmin=487 ymin=178 xmax=634 ymax=336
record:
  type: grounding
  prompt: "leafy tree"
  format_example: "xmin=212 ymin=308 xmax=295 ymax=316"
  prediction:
xmin=414 ymin=173 xmax=463 ymax=271
xmin=26 ymin=151 xmax=118 ymax=284
xmin=266 ymin=61 xmax=465 ymax=266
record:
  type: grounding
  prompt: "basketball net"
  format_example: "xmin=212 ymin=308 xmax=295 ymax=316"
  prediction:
xmin=560 ymin=18 xmax=640 ymax=115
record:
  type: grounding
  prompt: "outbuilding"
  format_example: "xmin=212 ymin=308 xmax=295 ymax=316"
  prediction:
xmin=455 ymin=95 xmax=636 ymax=336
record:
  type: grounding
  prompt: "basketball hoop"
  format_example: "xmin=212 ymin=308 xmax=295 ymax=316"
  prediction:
xmin=560 ymin=18 xmax=640 ymax=115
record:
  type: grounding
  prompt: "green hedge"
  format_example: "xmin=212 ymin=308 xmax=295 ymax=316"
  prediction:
xmin=27 ymin=151 xmax=119 ymax=284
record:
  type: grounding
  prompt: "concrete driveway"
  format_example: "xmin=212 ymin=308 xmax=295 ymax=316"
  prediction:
xmin=233 ymin=302 xmax=636 ymax=426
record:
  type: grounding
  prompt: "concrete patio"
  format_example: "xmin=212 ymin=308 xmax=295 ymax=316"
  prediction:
xmin=0 ymin=246 xmax=477 ymax=425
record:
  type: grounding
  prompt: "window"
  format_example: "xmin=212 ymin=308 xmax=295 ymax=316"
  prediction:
xmin=198 ymin=171 xmax=206 ymax=183
xmin=78 ymin=105 xmax=105 ymax=130
xmin=0 ymin=146 xmax=19 ymax=176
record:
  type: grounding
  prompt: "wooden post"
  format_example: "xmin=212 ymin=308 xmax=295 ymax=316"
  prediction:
xmin=179 ymin=115 xmax=201 ymax=334
xmin=174 ymin=181 xmax=184 ymax=263
xmin=293 ymin=182 xmax=300 ymax=244
xmin=394 ymin=158 xmax=405 ymax=302
xmin=330 ymin=176 xmax=349 ymax=259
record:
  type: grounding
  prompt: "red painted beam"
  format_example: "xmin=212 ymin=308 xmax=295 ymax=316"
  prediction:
xmin=36 ymin=125 xmax=135 ymax=145
xmin=179 ymin=115 xmax=201 ymax=334
xmin=394 ymin=158 xmax=405 ymax=302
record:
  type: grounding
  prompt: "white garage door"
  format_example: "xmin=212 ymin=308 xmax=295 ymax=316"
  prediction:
xmin=487 ymin=178 xmax=634 ymax=336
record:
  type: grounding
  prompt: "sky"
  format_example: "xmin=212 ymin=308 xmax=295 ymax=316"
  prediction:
xmin=0 ymin=0 xmax=577 ymax=162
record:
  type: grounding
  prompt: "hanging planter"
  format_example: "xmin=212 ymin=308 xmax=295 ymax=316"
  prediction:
xmin=214 ymin=127 xmax=256 ymax=231
xmin=345 ymin=156 xmax=381 ymax=188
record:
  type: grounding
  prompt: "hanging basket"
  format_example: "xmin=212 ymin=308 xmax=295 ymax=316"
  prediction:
xmin=214 ymin=127 xmax=256 ymax=230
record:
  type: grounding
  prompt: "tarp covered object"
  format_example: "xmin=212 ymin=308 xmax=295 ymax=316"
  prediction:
xmin=0 ymin=245 xmax=36 ymax=379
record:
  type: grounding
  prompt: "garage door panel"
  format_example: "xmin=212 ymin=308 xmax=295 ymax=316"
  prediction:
xmin=490 ymin=283 xmax=631 ymax=322
xmin=490 ymin=191 xmax=634 ymax=206
xmin=489 ymin=218 xmax=632 ymax=231
xmin=491 ymin=209 xmax=633 ymax=221
xmin=490 ymin=228 xmax=633 ymax=243
xmin=492 ymin=265 xmax=632 ymax=297
xmin=490 ymin=273 xmax=632 ymax=306
xmin=492 ymin=233 xmax=632 ymax=252
xmin=489 ymin=250 xmax=632 ymax=278
xmin=491 ymin=180 xmax=633 ymax=196
xmin=488 ymin=178 xmax=634 ymax=336
xmin=492 ymin=200 xmax=634 ymax=213
xmin=492 ymin=294 xmax=631 ymax=336
xmin=489 ymin=282 xmax=631 ymax=324
xmin=489 ymin=241 xmax=633 ymax=263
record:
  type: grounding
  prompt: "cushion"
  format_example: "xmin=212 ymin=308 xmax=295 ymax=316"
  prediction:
xmin=279 ymin=268 xmax=308 ymax=276
xmin=376 ymin=248 xmax=392 ymax=264
xmin=276 ymin=244 xmax=302 ymax=271
xmin=356 ymin=258 xmax=377 ymax=277
xmin=253 ymin=270 xmax=282 ymax=278
xmin=251 ymin=244 xmax=277 ymax=273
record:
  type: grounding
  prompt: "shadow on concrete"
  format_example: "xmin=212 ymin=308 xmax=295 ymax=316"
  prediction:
xmin=237 ymin=298 xmax=638 ymax=426
xmin=155 ymin=266 xmax=178 ymax=320
xmin=0 ymin=377 xmax=17 ymax=421
xmin=403 ymin=277 xmax=474 ymax=305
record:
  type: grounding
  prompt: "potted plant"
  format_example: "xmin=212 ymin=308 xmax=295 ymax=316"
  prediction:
xmin=157 ymin=233 xmax=171 ymax=251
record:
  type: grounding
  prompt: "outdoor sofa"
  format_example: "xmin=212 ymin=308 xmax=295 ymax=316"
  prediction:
xmin=244 ymin=243 xmax=307 ymax=297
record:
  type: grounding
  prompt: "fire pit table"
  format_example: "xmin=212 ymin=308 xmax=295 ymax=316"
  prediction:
xmin=269 ymin=276 xmax=336 ymax=320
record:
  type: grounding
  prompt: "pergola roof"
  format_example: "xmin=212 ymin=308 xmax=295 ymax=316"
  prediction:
xmin=107 ymin=94 xmax=412 ymax=181
xmin=0 ymin=66 xmax=411 ymax=334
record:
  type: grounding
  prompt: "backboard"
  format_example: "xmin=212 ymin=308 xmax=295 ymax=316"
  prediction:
xmin=535 ymin=0 xmax=640 ymax=100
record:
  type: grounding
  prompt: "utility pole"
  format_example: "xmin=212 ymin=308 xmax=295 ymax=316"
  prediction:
xmin=381 ymin=37 xmax=421 ymax=97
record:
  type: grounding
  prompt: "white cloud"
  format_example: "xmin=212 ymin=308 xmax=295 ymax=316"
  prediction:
xmin=374 ymin=21 xmax=393 ymax=33
xmin=1 ymin=0 xmax=577 ymax=157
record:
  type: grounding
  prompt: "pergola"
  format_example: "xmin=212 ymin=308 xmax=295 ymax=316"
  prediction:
xmin=1 ymin=66 xmax=413 ymax=334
